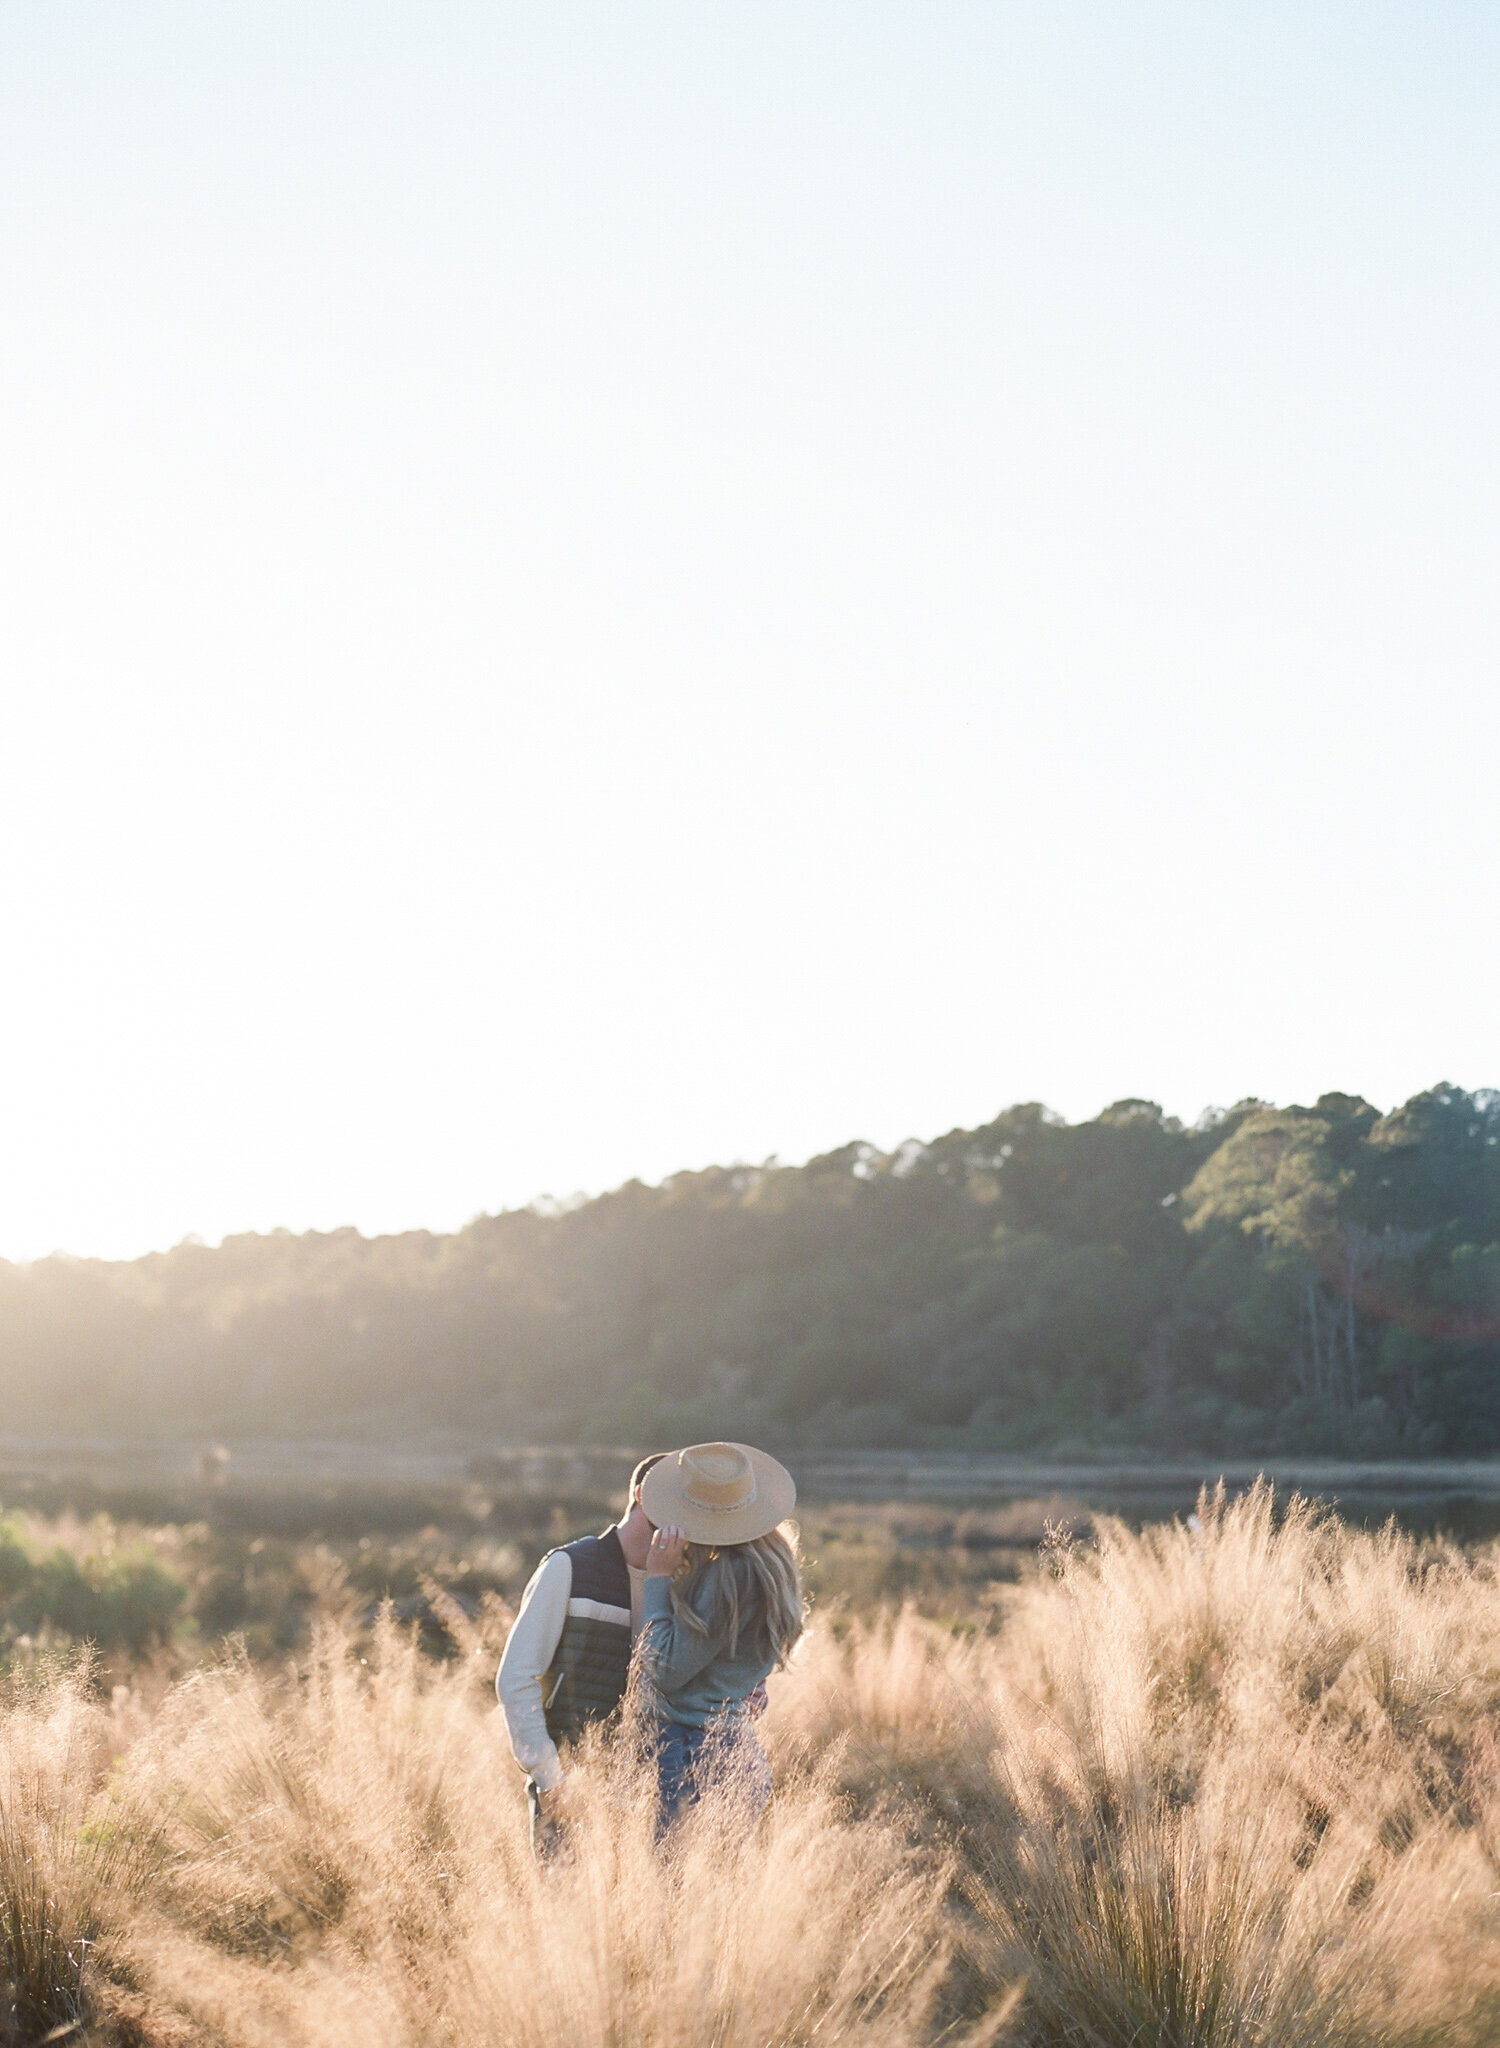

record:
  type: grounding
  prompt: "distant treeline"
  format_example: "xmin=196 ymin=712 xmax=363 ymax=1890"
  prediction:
xmin=7 ymin=1084 xmax=1500 ymax=1457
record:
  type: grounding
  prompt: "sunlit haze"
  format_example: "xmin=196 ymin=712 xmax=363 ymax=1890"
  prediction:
xmin=2 ymin=3 xmax=1496 ymax=1260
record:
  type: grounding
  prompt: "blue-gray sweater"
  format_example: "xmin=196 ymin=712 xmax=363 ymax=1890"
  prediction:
xmin=636 ymin=1574 xmax=773 ymax=1728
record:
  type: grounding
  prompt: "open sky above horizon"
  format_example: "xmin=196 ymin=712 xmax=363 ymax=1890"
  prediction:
xmin=2 ymin=3 xmax=1497 ymax=1262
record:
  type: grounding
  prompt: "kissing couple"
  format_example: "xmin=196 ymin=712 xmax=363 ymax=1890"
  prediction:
xmin=495 ymin=1442 xmax=804 ymax=1856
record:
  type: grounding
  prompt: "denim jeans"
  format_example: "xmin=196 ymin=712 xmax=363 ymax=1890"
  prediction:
xmin=650 ymin=1717 xmax=773 ymax=1831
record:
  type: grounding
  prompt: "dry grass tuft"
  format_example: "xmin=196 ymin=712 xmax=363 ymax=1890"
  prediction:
xmin=0 ymin=1658 xmax=147 ymax=2045
xmin=98 ymin=1613 xmax=975 ymax=2047
xmin=778 ymin=1482 xmax=1500 ymax=2046
xmin=6 ymin=1484 xmax=1500 ymax=2045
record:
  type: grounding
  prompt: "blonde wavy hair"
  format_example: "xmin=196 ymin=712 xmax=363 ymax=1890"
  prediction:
xmin=666 ymin=1522 xmax=805 ymax=1668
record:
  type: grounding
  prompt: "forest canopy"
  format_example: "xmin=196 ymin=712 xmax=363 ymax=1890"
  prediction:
xmin=6 ymin=1084 xmax=1500 ymax=1457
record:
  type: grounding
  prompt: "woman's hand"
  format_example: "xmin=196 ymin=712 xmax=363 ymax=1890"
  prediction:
xmin=646 ymin=1524 xmax=687 ymax=1577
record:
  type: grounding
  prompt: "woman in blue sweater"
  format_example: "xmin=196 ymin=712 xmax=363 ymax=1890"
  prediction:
xmin=634 ymin=1442 xmax=804 ymax=1827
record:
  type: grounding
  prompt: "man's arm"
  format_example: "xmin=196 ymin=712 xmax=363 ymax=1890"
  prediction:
xmin=496 ymin=1550 xmax=572 ymax=1790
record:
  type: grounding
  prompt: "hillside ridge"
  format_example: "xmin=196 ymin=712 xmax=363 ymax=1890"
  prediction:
xmin=7 ymin=1084 xmax=1498 ymax=1456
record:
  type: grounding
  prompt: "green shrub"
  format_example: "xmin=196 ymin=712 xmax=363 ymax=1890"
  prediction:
xmin=0 ymin=1514 xmax=185 ymax=1657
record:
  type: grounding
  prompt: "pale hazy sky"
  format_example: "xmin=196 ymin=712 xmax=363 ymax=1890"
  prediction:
xmin=1 ymin=3 xmax=1496 ymax=1261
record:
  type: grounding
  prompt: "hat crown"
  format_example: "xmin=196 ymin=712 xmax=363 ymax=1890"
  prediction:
xmin=638 ymin=1440 xmax=794 ymax=1546
xmin=677 ymin=1442 xmax=758 ymax=1513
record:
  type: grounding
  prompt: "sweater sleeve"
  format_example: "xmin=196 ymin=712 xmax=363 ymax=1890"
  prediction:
xmin=634 ymin=1574 xmax=724 ymax=1697
xmin=495 ymin=1550 xmax=572 ymax=1790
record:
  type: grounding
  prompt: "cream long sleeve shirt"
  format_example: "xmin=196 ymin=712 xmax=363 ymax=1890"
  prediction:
xmin=495 ymin=1546 xmax=647 ymax=1790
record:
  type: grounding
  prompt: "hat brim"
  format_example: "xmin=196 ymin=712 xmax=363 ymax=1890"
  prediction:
xmin=640 ymin=1443 xmax=797 ymax=1547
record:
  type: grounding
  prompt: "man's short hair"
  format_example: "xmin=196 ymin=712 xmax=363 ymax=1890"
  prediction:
xmin=628 ymin=1451 xmax=667 ymax=1506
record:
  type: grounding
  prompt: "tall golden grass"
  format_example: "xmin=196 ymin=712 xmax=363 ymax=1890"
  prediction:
xmin=774 ymin=1484 xmax=1500 ymax=2046
xmin=5 ymin=1483 xmax=1500 ymax=2045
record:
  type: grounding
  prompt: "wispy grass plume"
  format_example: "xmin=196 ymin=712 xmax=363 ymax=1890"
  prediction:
xmin=7 ymin=1484 xmax=1500 ymax=2045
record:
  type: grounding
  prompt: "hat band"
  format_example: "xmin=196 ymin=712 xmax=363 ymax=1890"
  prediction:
xmin=683 ymin=1479 xmax=759 ymax=1513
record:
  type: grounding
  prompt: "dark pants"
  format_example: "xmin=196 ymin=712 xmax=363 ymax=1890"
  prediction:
xmin=650 ymin=1717 xmax=773 ymax=1832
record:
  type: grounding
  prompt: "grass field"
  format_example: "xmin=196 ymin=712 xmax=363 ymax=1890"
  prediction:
xmin=4 ymin=1482 xmax=1500 ymax=2045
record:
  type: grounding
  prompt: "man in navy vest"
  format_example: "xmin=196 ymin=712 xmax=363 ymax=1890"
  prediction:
xmin=496 ymin=1452 xmax=664 ymax=1856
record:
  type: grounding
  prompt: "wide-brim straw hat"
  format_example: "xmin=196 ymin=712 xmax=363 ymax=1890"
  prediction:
xmin=640 ymin=1441 xmax=796 ymax=1547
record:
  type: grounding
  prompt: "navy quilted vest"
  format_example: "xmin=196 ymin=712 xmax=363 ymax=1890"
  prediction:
xmin=542 ymin=1528 xmax=634 ymax=1746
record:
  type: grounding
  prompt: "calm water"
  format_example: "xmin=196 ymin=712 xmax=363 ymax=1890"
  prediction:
xmin=4 ymin=1438 xmax=1500 ymax=1541
xmin=788 ymin=1452 xmax=1500 ymax=1541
